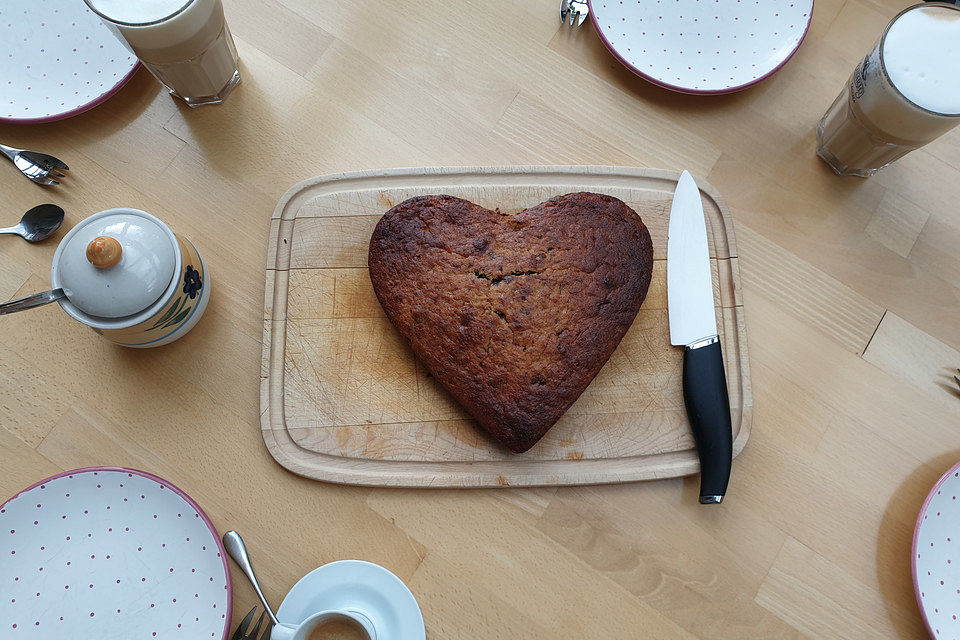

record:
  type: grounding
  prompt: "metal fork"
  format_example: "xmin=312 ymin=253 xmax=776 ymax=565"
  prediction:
xmin=232 ymin=606 xmax=273 ymax=640
xmin=0 ymin=143 xmax=69 ymax=186
xmin=560 ymin=0 xmax=590 ymax=28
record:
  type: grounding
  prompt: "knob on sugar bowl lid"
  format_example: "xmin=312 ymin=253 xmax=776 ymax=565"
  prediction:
xmin=86 ymin=236 xmax=123 ymax=268
xmin=55 ymin=211 xmax=177 ymax=318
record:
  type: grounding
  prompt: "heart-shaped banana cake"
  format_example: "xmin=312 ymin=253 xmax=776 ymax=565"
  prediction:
xmin=368 ymin=193 xmax=654 ymax=452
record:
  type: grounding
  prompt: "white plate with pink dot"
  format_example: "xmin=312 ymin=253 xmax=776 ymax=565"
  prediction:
xmin=0 ymin=0 xmax=139 ymax=123
xmin=0 ymin=467 xmax=232 ymax=639
xmin=914 ymin=460 xmax=960 ymax=640
xmin=588 ymin=0 xmax=814 ymax=94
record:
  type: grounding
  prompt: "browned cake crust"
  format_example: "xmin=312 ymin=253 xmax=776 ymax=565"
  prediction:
xmin=368 ymin=193 xmax=654 ymax=453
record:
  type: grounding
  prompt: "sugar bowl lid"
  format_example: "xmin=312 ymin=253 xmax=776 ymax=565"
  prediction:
xmin=54 ymin=210 xmax=177 ymax=318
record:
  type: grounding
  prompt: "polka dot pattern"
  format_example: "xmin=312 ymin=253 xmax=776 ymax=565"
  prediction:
xmin=0 ymin=0 xmax=138 ymax=123
xmin=590 ymin=0 xmax=814 ymax=93
xmin=0 ymin=469 xmax=230 ymax=639
xmin=914 ymin=463 xmax=960 ymax=640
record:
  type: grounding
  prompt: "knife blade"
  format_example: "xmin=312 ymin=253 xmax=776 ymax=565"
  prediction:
xmin=667 ymin=170 xmax=733 ymax=504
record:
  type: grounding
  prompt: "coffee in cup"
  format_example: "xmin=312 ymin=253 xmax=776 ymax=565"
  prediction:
xmin=268 ymin=609 xmax=377 ymax=640
xmin=306 ymin=613 xmax=371 ymax=640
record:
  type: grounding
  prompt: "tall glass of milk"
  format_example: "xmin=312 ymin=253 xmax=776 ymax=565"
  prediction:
xmin=84 ymin=0 xmax=241 ymax=107
xmin=817 ymin=2 xmax=960 ymax=177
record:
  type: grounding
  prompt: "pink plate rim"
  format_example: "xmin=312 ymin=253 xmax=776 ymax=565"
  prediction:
xmin=586 ymin=0 xmax=815 ymax=95
xmin=911 ymin=458 xmax=960 ymax=639
xmin=0 ymin=465 xmax=233 ymax=640
xmin=0 ymin=62 xmax=140 ymax=125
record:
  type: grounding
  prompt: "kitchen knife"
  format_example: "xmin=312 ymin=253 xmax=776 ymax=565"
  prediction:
xmin=667 ymin=170 xmax=732 ymax=504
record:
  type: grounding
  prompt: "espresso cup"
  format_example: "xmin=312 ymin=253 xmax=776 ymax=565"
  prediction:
xmin=269 ymin=609 xmax=377 ymax=640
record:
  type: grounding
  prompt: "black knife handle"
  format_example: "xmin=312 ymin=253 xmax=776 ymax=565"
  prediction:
xmin=682 ymin=339 xmax=733 ymax=504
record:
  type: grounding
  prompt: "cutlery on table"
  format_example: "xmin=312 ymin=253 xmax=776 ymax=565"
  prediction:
xmin=233 ymin=606 xmax=273 ymax=640
xmin=223 ymin=531 xmax=278 ymax=637
xmin=559 ymin=0 xmax=589 ymax=28
xmin=0 ymin=204 xmax=64 ymax=242
xmin=667 ymin=170 xmax=733 ymax=504
xmin=0 ymin=143 xmax=69 ymax=186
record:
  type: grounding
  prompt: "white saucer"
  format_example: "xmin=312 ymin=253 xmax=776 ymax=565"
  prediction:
xmin=276 ymin=561 xmax=424 ymax=640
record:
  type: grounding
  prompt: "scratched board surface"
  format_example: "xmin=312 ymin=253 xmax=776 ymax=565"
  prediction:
xmin=261 ymin=166 xmax=751 ymax=487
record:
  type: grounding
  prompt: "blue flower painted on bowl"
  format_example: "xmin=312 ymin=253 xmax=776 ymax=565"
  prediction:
xmin=183 ymin=265 xmax=202 ymax=299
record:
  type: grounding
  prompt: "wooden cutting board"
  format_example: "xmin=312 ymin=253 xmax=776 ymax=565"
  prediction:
xmin=261 ymin=166 xmax=751 ymax=487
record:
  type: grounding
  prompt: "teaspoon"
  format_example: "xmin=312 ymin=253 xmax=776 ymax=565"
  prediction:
xmin=0 ymin=204 xmax=65 ymax=242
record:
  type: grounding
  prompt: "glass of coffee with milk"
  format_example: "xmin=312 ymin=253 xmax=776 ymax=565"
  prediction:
xmin=817 ymin=2 xmax=960 ymax=177
xmin=84 ymin=0 xmax=241 ymax=107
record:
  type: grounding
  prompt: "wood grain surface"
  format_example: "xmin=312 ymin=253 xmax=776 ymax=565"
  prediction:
xmin=262 ymin=166 xmax=751 ymax=486
xmin=1 ymin=0 xmax=959 ymax=637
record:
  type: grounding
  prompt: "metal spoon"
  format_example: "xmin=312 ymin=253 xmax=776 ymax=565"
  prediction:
xmin=0 ymin=288 xmax=65 ymax=315
xmin=223 ymin=531 xmax=281 ymax=628
xmin=0 ymin=204 xmax=65 ymax=242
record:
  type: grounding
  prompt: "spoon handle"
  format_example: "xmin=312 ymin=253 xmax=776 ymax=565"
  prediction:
xmin=0 ymin=288 xmax=65 ymax=315
xmin=222 ymin=531 xmax=281 ymax=626
xmin=0 ymin=143 xmax=18 ymax=162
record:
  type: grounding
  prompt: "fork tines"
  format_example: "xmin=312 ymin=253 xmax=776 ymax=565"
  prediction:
xmin=560 ymin=0 xmax=589 ymax=28
xmin=13 ymin=150 xmax=70 ymax=186
xmin=232 ymin=607 xmax=271 ymax=640
xmin=232 ymin=607 xmax=257 ymax=640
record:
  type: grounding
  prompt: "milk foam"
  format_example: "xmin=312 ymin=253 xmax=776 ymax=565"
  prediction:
xmin=883 ymin=4 xmax=960 ymax=115
xmin=87 ymin=0 xmax=218 ymax=56
xmin=87 ymin=0 xmax=192 ymax=25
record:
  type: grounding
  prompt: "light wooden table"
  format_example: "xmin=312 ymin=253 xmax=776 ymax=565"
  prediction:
xmin=1 ymin=0 xmax=958 ymax=637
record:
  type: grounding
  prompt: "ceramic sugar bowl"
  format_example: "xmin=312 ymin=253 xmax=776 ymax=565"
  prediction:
xmin=50 ymin=208 xmax=209 ymax=347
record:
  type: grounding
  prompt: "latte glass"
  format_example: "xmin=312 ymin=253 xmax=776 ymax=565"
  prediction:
xmin=816 ymin=3 xmax=960 ymax=177
xmin=84 ymin=0 xmax=241 ymax=106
